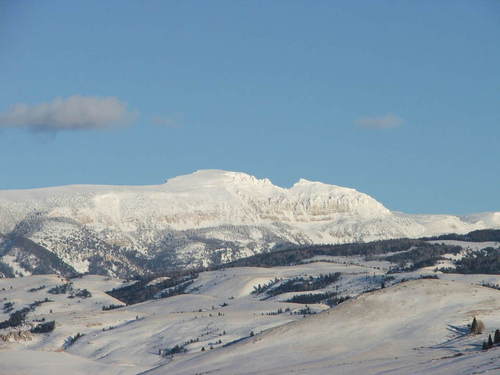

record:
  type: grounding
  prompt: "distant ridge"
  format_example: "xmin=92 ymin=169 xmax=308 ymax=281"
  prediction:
xmin=0 ymin=170 xmax=499 ymax=277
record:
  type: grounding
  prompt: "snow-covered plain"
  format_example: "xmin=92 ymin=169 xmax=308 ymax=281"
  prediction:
xmin=1 ymin=170 xmax=499 ymax=276
xmin=1 ymin=243 xmax=500 ymax=375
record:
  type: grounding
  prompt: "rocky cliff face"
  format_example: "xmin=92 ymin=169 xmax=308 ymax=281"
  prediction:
xmin=0 ymin=170 xmax=498 ymax=277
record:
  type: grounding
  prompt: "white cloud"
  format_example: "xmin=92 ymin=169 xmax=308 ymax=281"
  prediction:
xmin=355 ymin=113 xmax=404 ymax=129
xmin=151 ymin=114 xmax=183 ymax=128
xmin=0 ymin=95 xmax=136 ymax=131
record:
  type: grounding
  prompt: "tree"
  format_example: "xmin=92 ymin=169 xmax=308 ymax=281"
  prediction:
xmin=494 ymin=329 xmax=500 ymax=344
xmin=470 ymin=317 xmax=485 ymax=334
xmin=488 ymin=334 xmax=493 ymax=348
xmin=482 ymin=341 xmax=488 ymax=350
xmin=471 ymin=317 xmax=478 ymax=332
xmin=31 ymin=320 xmax=55 ymax=333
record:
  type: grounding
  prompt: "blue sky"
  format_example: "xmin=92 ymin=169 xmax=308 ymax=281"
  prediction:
xmin=0 ymin=1 xmax=499 ymax=214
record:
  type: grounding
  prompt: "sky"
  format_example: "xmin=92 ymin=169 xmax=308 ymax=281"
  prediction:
xmin=0 ymin=0 xmax=499 ymax=215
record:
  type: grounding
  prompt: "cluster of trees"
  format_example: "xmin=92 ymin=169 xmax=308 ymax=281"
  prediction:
xmin=469 ymin=317 xmax=500 ymax=351
xmin=256 ymin=273 xmax=342 ymax=298
xmin=64 ymin=332 xmax=84 ymax=349
xmin=0 ymin=308 xmax=30 ymax=329
xmin=419 ymin=275 xmax=439 ymax=279
xmin=252 ymin=278 xmax=281 ymax=295
xmin=261 ymin=307 xmax=291 ymax=316
xmin=425 ymin=229 xmax=500 ymax=242
xmin=480 ymin=282 xmax=500 ymax=291
xmin=0 ymin=261 xmax=15 ymax=278
xmin=223 ymin=239 xmax=427 ymax=268
xmin=31 ymin=320 xmax=55 ymax=334
xmin=102 ymin=304 xmax=122 ymax=311
xmin=295 ymin=305 xmax=315 ymax=315
xmin=107 ymin=271 xmax=199 ymax=305
xmin=68 ymin=288 xmax=92 ymax=299
xmin=386 ymin=245 xmax=462 ymax=273
xmin=286 ymin=291 xmax=333 ymax=304
xmin=482 ymin=330 xmax=500 ymax=350
xmin=324 ymin=295 xmax=350 ymax=307
xmin=443 ymin=248 xmax=500 ymax=274
xmin=47 ymin=282 xmax=92 ymax=299
xmin=211 ymin=228 xmax=494 ymax=272
xmin=0 ymin=298 xmax=52 ymax=329
xmin=217 ymin=238 xmax=469 ymax=272
xmin=286 ymin=291 xmax=351 ymax=307
xmin=159 ymin=344 xmax=187 ymax=356
xmin=3 ymin=302 xmax=14 ymax=313
xmin=154 ymin=280 xmax=194 ymax=299
xmin=48 ymin=283 xmax=73 ymax=294
xmin=29 ymin=298 xmax=53 ymax=309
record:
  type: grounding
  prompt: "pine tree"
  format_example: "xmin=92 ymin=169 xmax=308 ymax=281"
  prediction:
xmin=488 ymin=334 xmax=493 ymax=348
xmin=470 ymin=317 xmax=485 ymax=334
xmin=471 ymin=317 xmax=478 ymax=333
xmin=494 ymin=329 xmax=500 ymax=344
xmin=482 ymin=341 xmax=488 ymax=350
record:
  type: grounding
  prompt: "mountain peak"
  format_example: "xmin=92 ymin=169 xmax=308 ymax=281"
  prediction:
xmin=291 ymin=177 xmax=355 ymax=193
xmin=294 ymin=178 xmax=315 ymax=185
xmin=164 ymin=169 xmax=274 ymax=190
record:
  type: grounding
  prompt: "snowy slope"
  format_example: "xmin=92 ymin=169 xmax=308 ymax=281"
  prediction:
xmin=1 ymin=253 xmax=500 ymax=375
xmin=0 ymin=170 xmax=499 ymax=276
xmin=147 ymin=279 xmax=500 ymax=375
xmin=0 ymin=350 xmax=137 ymax=375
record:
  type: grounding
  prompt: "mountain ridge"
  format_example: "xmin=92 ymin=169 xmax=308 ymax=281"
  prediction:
xmin=0 ymin=170 xmax=499 ymax=277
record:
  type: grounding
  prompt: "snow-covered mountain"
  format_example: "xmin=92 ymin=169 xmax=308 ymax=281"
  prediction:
xmin=0 ymin=169 xmax=499 ymax=277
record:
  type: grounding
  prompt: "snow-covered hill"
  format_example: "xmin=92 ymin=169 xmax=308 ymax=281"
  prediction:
xmin=1 ymin=253 xmax=500 ymax=375
xmin=149 ymin=278 xmax=500 ymax=375
xmin=1 ymin=170 xmax=499 ymax=277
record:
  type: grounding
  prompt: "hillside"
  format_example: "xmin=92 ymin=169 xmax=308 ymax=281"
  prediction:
xmin=148 ymin=279 xmax=500 ymax=375
xmin=1 ymin=260 xmax=500 ymax=375
xmin=0 ymin=231 xmax=499 ymax=374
